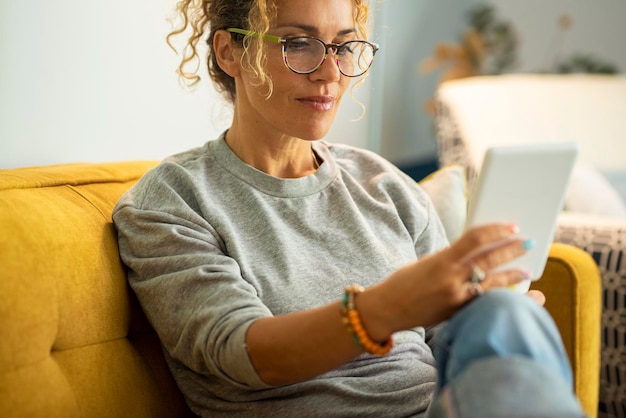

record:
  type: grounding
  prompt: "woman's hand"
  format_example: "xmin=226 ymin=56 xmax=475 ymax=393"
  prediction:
xmin=358 ymin=223 xmax=533 ymax=341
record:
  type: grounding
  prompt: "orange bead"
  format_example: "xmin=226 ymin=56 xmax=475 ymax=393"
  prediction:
xmin=339 ymin=284 xmax=393 ymax=356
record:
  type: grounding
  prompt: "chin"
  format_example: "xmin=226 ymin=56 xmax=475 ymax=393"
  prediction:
xmin=299 ymin=119 xmax=336 ymax=141
xmin=300 ymin=128 xmax=331 ymax=141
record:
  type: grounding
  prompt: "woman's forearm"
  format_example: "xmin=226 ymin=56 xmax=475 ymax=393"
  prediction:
xmin=245 ymin=294 xmax=389 ymax=386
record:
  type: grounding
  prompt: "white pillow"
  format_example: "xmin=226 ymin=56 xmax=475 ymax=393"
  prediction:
xmin=603 ymin=170 xmax=626 ymax=206
xmin=565 ymin=164 xmax=626 ymax=218
xmin=419 ymin=164 xmax=468 ymax=242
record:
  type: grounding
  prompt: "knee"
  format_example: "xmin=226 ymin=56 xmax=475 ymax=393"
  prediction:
xmin=452 ymin=288 xmax=560 ymax=347
xmin=439 ymin=289 xmax=573 ymax=388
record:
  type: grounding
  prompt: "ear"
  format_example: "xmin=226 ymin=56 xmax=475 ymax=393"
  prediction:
xmin=213 ymin=30 xmax=241 ymax=77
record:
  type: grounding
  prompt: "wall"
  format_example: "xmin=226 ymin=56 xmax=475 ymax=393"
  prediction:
xmin=2 ymin=1 xmax=625 ymax=170
xmin=0 ymin=0 xmax=373 ymax=169
xmin=373 ymin=0 xmax=483 ymax=167
xmin=1 ymin=0 xmax=217 ymax=168
xmin=493 ymin=0 xmax=626 ymax=74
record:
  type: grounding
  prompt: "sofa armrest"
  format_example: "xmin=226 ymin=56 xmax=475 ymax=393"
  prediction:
xmin=531 ymin=243 xmax=601 ymax=418
xmin=554 ymin=213 xmax=626 ymax=417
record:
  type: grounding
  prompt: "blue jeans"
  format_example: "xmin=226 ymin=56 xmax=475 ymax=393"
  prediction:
xmin=426 ymin=289 xmax=587 ymax=418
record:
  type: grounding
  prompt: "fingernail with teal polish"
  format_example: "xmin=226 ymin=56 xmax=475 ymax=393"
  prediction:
xmin=522 ymin=239 xmax=536 ymax=250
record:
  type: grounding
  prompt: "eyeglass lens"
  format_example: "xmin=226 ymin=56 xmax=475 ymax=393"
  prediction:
xmin=284 ymin=38 xmax=375 ymax=76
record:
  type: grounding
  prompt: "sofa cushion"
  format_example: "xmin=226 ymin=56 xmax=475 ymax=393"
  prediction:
xmin=0 ymin=162 xmax=193 ymax=417
xmin=603 ymin=170 xmax=626 ymax=206
xmin=565 ymin=164 xmax=626 ymax=219
xmin=419 ymin=164 xmax=467 ymax=242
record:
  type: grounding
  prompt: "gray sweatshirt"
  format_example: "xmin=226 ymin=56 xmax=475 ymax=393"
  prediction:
xmin=113 ymin=133 xmax=449 ymax=417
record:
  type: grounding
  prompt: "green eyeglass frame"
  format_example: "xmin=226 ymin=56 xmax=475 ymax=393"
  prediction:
xmin=226 ymin=28 xmax=379 ymax=77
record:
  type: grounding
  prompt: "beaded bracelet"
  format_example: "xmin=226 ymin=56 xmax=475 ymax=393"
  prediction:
xmin=340 ymin=284 xmax=393 ymax=356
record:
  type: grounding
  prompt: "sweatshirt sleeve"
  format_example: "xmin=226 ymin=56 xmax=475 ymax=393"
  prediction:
xmin=113 ymin=169 xmax=273 ymax=390
xmin=389 ymin=164 xmax=450 ymax=257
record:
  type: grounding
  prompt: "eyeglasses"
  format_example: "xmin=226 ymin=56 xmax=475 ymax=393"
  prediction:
xmin=226 ymin=28 xmax=379 ymax=78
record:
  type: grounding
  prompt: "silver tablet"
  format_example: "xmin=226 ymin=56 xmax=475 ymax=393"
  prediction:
xmin=465 ymin=142 xmax=579 ymax=282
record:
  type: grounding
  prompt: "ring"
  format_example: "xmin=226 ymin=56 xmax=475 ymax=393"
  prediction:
xmin=469 ymin=282 xmax=485 ymax=296
xmin=469 ymin=264 xmax=486 ymax=284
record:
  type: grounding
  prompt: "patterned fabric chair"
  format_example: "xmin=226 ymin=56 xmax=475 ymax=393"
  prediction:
xmin=434 ymin=74 xmax=626 ymax=418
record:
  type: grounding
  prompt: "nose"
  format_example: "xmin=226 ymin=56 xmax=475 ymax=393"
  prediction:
xmin=311 ymin=49 xmax=341 ymax=82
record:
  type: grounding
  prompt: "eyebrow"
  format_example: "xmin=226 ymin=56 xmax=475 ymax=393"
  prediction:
xmin=274 ymin=23 xmax=356 ymax=37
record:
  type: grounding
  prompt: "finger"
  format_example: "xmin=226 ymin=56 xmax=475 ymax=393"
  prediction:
xmin=482 ymin=269 xmax=527 ymax=289
xmin=467 ymin=283 xmax=485 ymax=298
xmin=469 ymin=237 xmax=532 ymax=273
xmin=449 ymin=223 xmax=519 ymax=261
xmin=464 ymin=269 xmax=526 ymax=299
xmin=526 ymin=290 xmax=546 ymax=306
xmin=459 ymin=237 xmax=530 ymax=293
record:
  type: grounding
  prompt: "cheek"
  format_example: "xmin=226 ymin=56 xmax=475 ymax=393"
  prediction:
xmin=337 ymin=78 xmax=353 ymax=101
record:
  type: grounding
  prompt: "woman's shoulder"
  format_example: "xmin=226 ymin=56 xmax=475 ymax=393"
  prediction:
xmin=142 ymin=139 xmax=218 ymax=182
xmin=320 ymin=141 xmax=414 ymax=183
xmin=322 ymin=141 xmax=387 ymax=163
xmin=115 ymin=141 xmax=215 ymax=209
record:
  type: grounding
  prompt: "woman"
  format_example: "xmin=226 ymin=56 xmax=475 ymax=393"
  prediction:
xmin=113 ymin=0 xmax=585 ymax=416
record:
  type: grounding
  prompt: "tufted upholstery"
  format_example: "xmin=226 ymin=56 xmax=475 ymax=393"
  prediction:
xmin=0 ymin=162 xmax=193 ymax=418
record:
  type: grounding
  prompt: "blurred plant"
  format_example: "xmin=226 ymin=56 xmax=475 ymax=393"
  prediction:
xmin=547 ymin=14 xmax=619 ymax=74
xmin=542 ymin=14 xmax=571 ymax=72
xmin=420 ymin=4 xmax=519 ymax=114
xmin=557 ymin=54 xmax=619 ymax=74
xmin=420 ymin=5 xmax=519 ymax=78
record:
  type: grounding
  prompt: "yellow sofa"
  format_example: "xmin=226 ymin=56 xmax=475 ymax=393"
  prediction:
xmin=0 ymin=161 xmax=601 ymax=417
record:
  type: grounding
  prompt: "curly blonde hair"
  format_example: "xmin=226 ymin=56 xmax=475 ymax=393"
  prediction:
xmin=167 ymin=0 xmax=370 ymax=104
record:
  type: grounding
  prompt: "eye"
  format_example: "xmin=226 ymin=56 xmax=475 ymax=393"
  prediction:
xmin=286 ymin=37 xmax=316 ymax=53
xmin=337 ymin=43 xmax=355 ymax=57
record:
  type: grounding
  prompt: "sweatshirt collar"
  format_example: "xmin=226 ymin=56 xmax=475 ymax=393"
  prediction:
xmin=209 ymin=132 xmax=337 ymax=198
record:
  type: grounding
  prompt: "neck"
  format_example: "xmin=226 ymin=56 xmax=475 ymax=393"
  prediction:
xmin=224 ymin=129 xmax=319 ymax=178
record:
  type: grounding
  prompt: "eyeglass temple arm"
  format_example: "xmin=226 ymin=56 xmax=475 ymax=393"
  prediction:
xmin=226 ymin=28 xmax=282 ymax=44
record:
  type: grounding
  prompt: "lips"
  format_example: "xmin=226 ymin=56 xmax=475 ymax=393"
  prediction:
xmin=297 ymin=95 xmax=336 ymax=111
